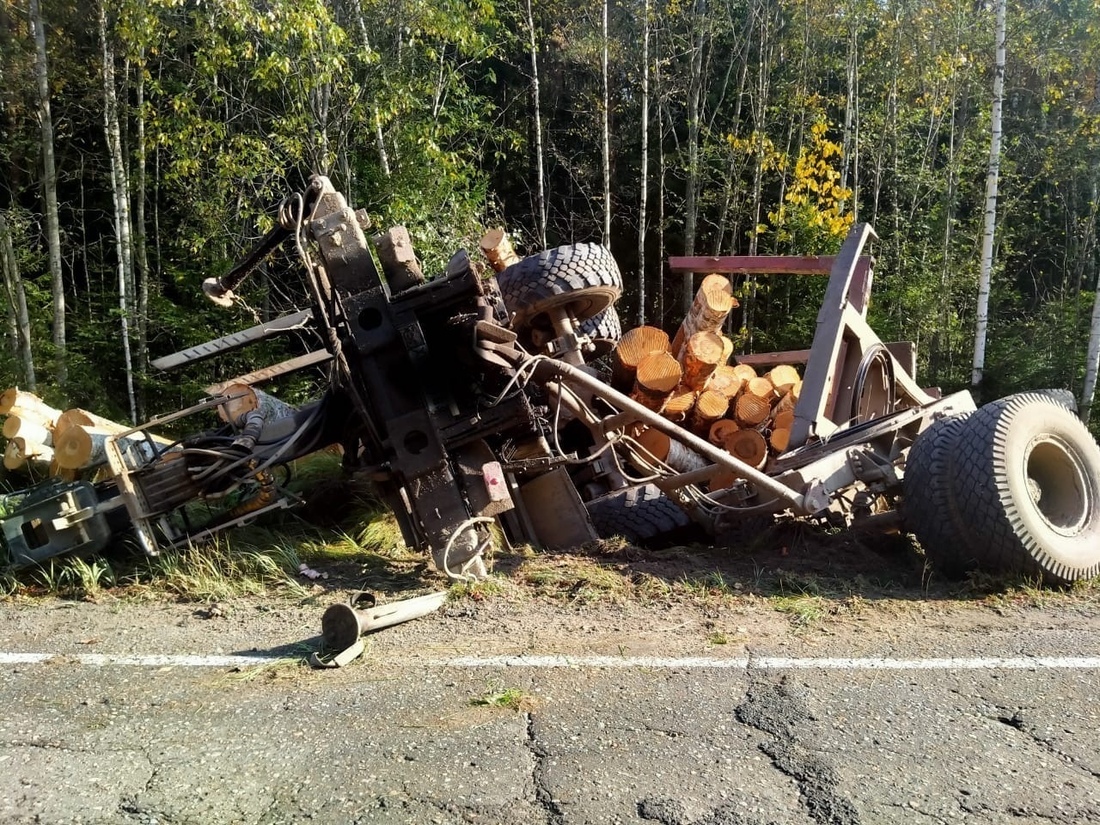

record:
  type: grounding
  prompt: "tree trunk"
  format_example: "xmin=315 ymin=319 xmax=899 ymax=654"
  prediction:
xmin=601 ymin=0 xmax=611 ymax=245
xmin=970 ymin=0 xmax=1006 ymax=392
xmin=840 ymin=16 xmax=858 ymax=223
xmin=133 ymin=52 xmax=150 ymax=421
xmin=99 ymin=2 xmax=138 ymax=424
xmin=656 ymin=23 xmax=667 ymax=326
xmin=681 ymin=0 xmax=707 ymax=315
xmin=0 ymin=212 xmax=36 ymax=390
xmin=29 ymin=0 xmax=65 ymax=387
xmin=526 ymin=0 xmax=547 ymax=248
xmin=636 ymin=0 xmax=650 ymax=326
xmin=1081 ymin=169 xmax=1100 ymax=422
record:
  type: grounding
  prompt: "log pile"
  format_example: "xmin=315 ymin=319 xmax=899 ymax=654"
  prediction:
xmin=0 ymin=389 xmax=169 ymax=477
xmin=610 ymin=277 xmax=803 ymax=490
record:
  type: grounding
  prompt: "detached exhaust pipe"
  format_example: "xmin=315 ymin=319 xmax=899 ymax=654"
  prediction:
xmin=316 ymin=591 xmax=448 ymax=664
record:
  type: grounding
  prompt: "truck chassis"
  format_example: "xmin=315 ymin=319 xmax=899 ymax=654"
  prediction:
xmin=4 ymin=176 xmax=1099 ymax=586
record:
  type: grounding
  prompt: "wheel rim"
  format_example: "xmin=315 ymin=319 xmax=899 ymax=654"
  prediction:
xmin=1024 ymin=434 xmax=1094 ymax=535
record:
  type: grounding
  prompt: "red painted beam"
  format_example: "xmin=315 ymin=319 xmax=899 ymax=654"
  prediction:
xmin=667 ymin=255 xmax=837 ymax=275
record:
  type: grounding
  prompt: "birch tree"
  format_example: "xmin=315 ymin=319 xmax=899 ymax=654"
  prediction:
xmin=0 ymin=211 xmax=35 ymax=390
xmin=601 ymin=0 xmax=611 ymax=245
xmin=970 ymin=0 xmax=1006 ymax=392
xmin=526 ymin=0 xmax=547 ymax=248
xmin=636 ymin=0 xmax=650 ymax=326
xmin=681 ymin=0 xmax=706 ymax=315
xmin=28 ymin=0 xmax=64 ymax=387
xmin=99 ymin=1 xmax=137 ymax=423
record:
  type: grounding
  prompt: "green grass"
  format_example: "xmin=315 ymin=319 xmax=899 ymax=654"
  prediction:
xmin=470 ymin=685 xmax=532 ymax=711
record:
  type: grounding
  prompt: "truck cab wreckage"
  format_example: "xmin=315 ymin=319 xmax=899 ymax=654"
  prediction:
xmin=4 ymin=175 xmax=1100 ymax=592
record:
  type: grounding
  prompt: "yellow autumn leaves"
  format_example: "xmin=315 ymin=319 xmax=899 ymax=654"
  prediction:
xmin=726 ymin=115 xmax=853 ymax=251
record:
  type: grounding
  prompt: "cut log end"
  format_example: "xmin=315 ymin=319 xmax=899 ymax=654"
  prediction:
xmin=734 ymin=392 xmax=773 ymax=427
xmin=725 ymin=428 xmax=768 ymax=470
xmin=479 ymin=227 xmax=521 ymax=273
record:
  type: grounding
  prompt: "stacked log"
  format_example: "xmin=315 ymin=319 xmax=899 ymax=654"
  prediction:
xmin=661 ymin=385 xmax=698 ymax=423
xmin=0 ymin=388 xmax=173 ymax=476
xmin=630 ymin=352 xmax=682 ymax=412
xmin=633 ymin=427 xmax=709 ymax=474
xmin=604 ymin=273 xmax=806 ymax=497
xmin=611 ymin=325 xmax=671 ymax=391
xmin=0 ymin=391 xmax=63 ymax=471
xmin=679 ymin=331 xmax=725 ymax=390
xmin=670 ymin=274 xmax=737 ymax=358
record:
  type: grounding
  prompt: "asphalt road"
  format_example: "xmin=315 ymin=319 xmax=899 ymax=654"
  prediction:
xmin=1 ymin=597 xmax=1098 ymax=825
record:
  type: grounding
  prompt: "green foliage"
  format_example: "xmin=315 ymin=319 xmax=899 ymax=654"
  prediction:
xmin=0 ymin=0 xmax=1098 ymax=419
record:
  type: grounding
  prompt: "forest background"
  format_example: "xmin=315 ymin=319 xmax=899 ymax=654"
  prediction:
xmin=2 ymin=0 xmax=1099 ymax=434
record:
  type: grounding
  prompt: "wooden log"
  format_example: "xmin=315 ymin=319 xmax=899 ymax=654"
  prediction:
xmin=635 ymin=426 xmax=671 ymax=461
xmin=766 ymin=364 xmax=801 ymax=394
xmin=719 ymin=335 xmax=735 ymax=365
xmin=725 ymin=428 xmax=769 ymax=470
xmin=3 ymin=440 xmax=25 ymax=470
xmin=671 ymin=274 xmax=737 ymax=357
xmin=731 ymin=363 xmax=758 ymax=385
xmin=55 ymin=408 xmax=131 ymax=437
xmin=704 ymin=365 xmax=744 ymax=399
xmin=0 ymin=389 xmax=62 ymax=424
xmin=216 ymin=383 xmax=297 ymax=426
xmin=373 ymin=226 xmax=425 ymax=292
xmin=661 ymin=385 xmax=697 ymax=423
xmin=775 ymin=380 xmax=803 ymax=414
xmin=12 ymin=436 xmax=53 ymax=463
xmin=707 ymin=467 xmax=741 ymax=493
xmin=611 ymin=325 xmax=671 ymax=391
xmin=54 ymin=425 xmax=157 ymax=470
xmin=633 ymin=427 xmax=708 ymax=473
xmin=771 ymin=409 xmax=795 ymax=431
xmin=630 ymin=352 xmax=682 ymax=412
xmin=3 ymin=414 xmax=52 ymax=446
xmin=769 ymin=428 xmax=791 ymax=454
xmin=734 ymin=392 xmax=773 ymax=427
xmin=689 ymin=389 xmax=730 ymax=434
xmin=479 ymin=227 xmax=521 ymax=273
xmin=745 ymin=376 xmax=778 ymax=403
xmin=708 ymin=418 xmax=740 ymax=447
xmin=680 ymin=331 xmax=725 ymax=390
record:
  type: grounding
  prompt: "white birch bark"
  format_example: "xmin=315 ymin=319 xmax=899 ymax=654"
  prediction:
xmin=99 ymin=2 xmax=138 ymax=424
xmin=29 ymin=0 xmax=65 ymax=386
xmin=970 ymin=0 xmax=1006 ymax=390
xmin=601 ymin=0 xmax=611 ymax=245
xmin=526 ymin=0 xmax=547 ymax=248
xmin=636 ymin=0 xmax=650 ymax=326
xmin=134 ymin=54 xmax=149 ymax=421
xmin=0 ymin=212 xmax=36 ymax=390
xmin=656 ymin=25 xmax=666 ymax=325
xmin=1081 ymin=175 xmax=1100 ymax=423
xmin=1083 ymin=286 xmax=1100 ymax=424
xmin=682 ymin=0 xmax=706 ymax=315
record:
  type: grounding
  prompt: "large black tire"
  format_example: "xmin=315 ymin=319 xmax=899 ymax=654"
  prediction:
xmin=496 ymin=243 xmax=623 ymax=332
xmin=903 ymin=413 xmax=979 ymax=576
xmin=586 ymin=483 xmax=690 ymax=544
xmin=577 ymin=305 xmax=622 ymax=359
xmin=951 ymin=393 xmax=1100 ymax=582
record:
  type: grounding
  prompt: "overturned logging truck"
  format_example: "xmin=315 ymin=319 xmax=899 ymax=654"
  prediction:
xmin=3 ymin=175 xmax=1099 ymax=586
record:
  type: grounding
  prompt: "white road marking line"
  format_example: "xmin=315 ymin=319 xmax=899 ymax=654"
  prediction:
xmin=2 ymin=651 xmax=1100 ymax=670
xmin=440 ymin=654 xmax=1100 ymax=670
xmin=0 ymin=652 xmax=278 ymax=668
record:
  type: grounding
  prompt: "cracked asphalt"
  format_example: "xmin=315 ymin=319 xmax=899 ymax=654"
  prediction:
xmin=1 ymin=596 xmax=1098 ymax=824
